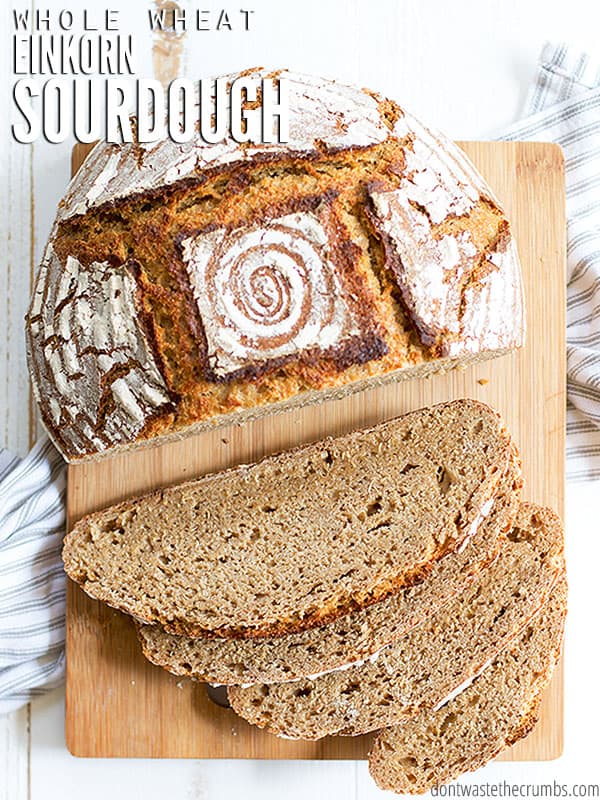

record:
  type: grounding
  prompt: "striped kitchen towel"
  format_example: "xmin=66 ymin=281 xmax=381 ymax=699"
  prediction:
xmin=0 ymin=436 xmax=66 ymax=714
xmin=499 ymin=42 xmax=600 ymax=481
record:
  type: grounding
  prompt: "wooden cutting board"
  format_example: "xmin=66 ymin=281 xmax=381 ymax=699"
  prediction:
xmin=66 ymin=141 xmax=566 ymax=759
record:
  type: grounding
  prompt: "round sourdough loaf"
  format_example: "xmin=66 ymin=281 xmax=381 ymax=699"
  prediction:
xmin=26 ymin=68 xmax=525 ymax=461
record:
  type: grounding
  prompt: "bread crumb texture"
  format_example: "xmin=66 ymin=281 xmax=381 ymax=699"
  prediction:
xmin=227 ymin=504 xmax=565 ymax=738
xmin=62 ymin=399 xmax=511 ymax=638
xmin=136 ymin=448 xmax=522 ymax=684
xmin=368 ymin=577 xmax=567 ymax=794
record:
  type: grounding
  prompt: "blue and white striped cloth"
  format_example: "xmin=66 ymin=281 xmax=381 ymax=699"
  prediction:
xmin=0 ymin=437 xmax=66 ymax=714
xmin=499 ymin=42 xmax=600 ymax=481
xmin=2 ymin=41 xmax=600 ymax=715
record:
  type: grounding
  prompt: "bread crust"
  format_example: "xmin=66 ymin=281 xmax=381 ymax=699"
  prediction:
xmin=26 ymin=69 xmax=525 ymax=462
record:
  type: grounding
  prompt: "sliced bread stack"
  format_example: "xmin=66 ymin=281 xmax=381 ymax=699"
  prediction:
xmin=227 ymin=505 xmax=565 ymax=740
xmin=136 ymin=443 xmax=521 ymax=684
xmin=369 ymin=577 xmax=567 ymax=793
xmin=63 ymin=399 xmax=514 ymax=638
xmin=62 ymin=399 xmax=567 ymax=793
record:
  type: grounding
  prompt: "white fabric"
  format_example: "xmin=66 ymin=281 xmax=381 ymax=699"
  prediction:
xmin=0 ymin=436 xmax=66 ymax=714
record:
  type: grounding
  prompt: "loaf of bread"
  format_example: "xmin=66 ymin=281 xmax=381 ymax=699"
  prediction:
xmin=136 ymin=447 xmax=521 ymax=684
xmin=62 ymin=399 xmax=512 ymax=639
xmin=369 ymin=577 xmax=567 ymax=794
xmin=227 ymin=504 xmax=565 ymax=738
xmin=26 ymin=68 xmax=524 ymax=462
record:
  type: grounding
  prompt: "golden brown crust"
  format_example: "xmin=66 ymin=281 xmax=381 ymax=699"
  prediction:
xmin=27 ymin=71 xmax=524 ymax=462
xmin=504 ymin=700 xmax=542 ymax=748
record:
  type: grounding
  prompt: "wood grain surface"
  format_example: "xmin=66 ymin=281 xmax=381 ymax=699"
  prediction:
xmin=65 ymin=140 xmax=566 ymax=759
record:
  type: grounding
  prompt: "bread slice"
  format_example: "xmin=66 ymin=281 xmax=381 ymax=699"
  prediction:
xmin=369 ymin=577 xmax=567 ymax=794
xmin=136 ymin=448 xmax=521 ymax=683
xmin=62 ymin=399 xmax=511 ymax=639
xmin=228 ymin=504 xmax=564 ymax=737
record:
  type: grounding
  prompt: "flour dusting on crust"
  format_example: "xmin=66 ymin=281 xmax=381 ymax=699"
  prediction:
xmin=26 ymin=68 xmax=526 ymax=462
xmin=181 ymin=207 xmax=370 ymax=379
xmin=27 ymin=245 xmax=173 ymax=456
xmin=56 ymin=70 xmax=390 ymax=222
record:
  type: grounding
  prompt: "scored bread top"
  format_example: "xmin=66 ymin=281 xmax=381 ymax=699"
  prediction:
xmin=26 ymin=69 xmax=524 ymax=461
xmin=136 ymin=447 xmax=522 ymax=684
xmin=227 ymin=503 xmax=565 ymax=738
xmin=62 ymin=399 xmax=511 ymax=639
xmin=368 ymin=577 xmax=568 ymax=794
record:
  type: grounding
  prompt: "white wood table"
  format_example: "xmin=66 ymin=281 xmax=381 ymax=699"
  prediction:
xmin=2 ymin=0 xmax=600 ymax=797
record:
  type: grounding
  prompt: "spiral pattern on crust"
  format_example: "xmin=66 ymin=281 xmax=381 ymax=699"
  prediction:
xmin=186 ymin=211 xmax=360 ymax=377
